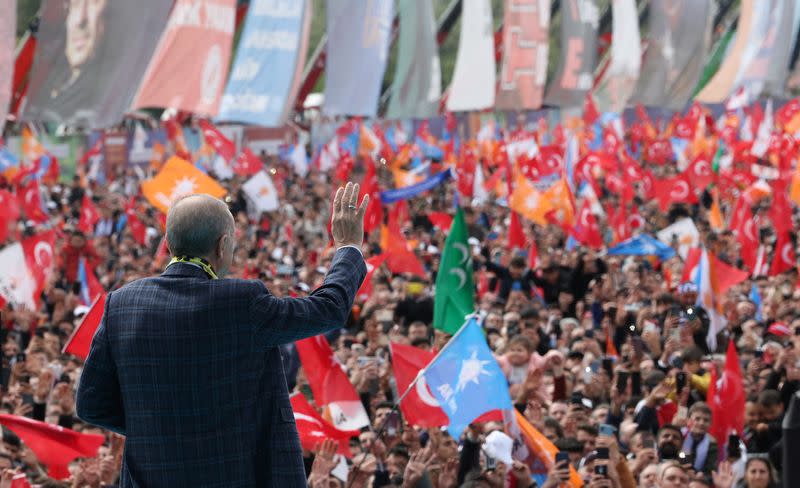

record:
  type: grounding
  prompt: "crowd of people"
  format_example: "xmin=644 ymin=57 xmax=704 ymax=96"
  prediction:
xmin=0 ymin=109 xmax=797 ymax=488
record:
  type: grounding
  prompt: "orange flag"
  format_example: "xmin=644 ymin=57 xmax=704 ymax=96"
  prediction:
xmin=509 ymin=174 xmax=551 ymax=225
xmin=542 ymin=178 xmax=576 ymax=228
xmin=513 ymin=410 xmax=584 ymax=487
xmin=709 ymin=189 xmax=724 ymax=231
xmin=141 ymin=156 xmax=227 ymax=214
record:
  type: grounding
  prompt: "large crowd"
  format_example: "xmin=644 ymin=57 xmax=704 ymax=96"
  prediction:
xmin=0 ymin=112 xmax=796 ymax=488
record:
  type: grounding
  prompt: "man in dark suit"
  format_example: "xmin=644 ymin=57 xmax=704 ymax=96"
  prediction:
xmin=76 ymin=182 xmax=370 ymax=487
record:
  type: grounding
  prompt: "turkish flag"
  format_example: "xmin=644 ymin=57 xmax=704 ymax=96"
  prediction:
xmin=571 ymin=201 xmax=603 ymax=250
xmin=62 ymin=293 xmax=106 ymax=360
xmin=232 ymin=147 xmax=263 ymax=176
xmin=776 ymin=98 xmax=800 ymax=127
xmin=290 ymin=393 xmax=359 ymax=457
xmin=602 ymin=126 xmax=622 ymax=155
xmin=644 ymin=139 xmax=673 ymax=165
xmin=583 ymin=92 xmax=599 ymax=126
xmin=295 ymin=336 xmax=369 ymax=430
xmin=652 ymin=174 xmax=698 ymax=211
xmin=768 ymin=189 xmax=793 ymax=237
xmin=455 ymin=150 xmax=477 ymax=198
xmin=360 ymin=157 xmax=383 ymax=234
xmin=736 ymin=206 xmax=760 ymax=272
xmin=357 ymin=254 xmax=388 ymax=301
xmin=611 ymin=204 xmax=629 ymax=244
xmin=507 ymin=212 xmax=526 ymax=250
xmin=769 ymin=232 xmax=796 ymax=276
xmin=427 ymin=212 xmax=453 ymax=231
xmin=389 ymin=343 xmax=448 ymax=428
xmin=685 ymin=154 xmax=715 ymax=190
xmin=0 ymin=414 xmax=105 ymax=479
xmin=529 ymin=237 xmax=540 ymax=269
xmin=0 ymin=189 xmax=20 ymax=243
xmin=380 ymin=225 xmax=425 ymax=277
xmin=79 ymin=135 xmax=104 ymax=168
xmin=707 ymin=340 xmax=745 ymax=448
xmin=21 ymin=230 xmax=56 ymax=300
xmin=78 ymin=195 xmax=100 ymax=234
xmin=125 ymin=200 xmax=147 ymax=246
xmin=16 ymin=179 xmax=48 ymax=223
xmin=198 ymin=120 xmax=236 ymax=161
xmin=535 ymin=145 xmax=564 ymax=177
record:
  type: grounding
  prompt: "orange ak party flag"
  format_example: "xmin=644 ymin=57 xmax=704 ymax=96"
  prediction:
xmin=509 ymin=174 xmax=551 ymax=225
xmin=142 ymin=156 xmax=227 ymax=213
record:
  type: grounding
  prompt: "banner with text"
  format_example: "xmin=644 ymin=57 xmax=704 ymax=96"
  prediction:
xmin=447 ymin=0 xmax=496 ymax=112
xmin=218 ymin=0 xmax=311 ymax=127
xmin=633 ymin=0 xmax=712 ymax=109
xmin=324 ymin=0 xmax=394 ymax=117
xmin=133 ymin=0 xmax=236 ymax=116
xmin=544 ymin=0 xmax=599 ymax=108
xmin=496 ymin=0 xmax=550 ymax=110
xmin=22 ymin=0 xmax=171 ymax=128
xmin=386 ymin=0 xmax=442 ymax=119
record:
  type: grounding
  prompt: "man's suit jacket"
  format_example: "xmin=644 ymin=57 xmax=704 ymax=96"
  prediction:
xmin=76 ymin=247 xmax=366 ymax=487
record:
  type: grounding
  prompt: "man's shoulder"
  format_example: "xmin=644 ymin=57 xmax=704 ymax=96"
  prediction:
xmin=112 ymin=276 xmax=266 ymax=299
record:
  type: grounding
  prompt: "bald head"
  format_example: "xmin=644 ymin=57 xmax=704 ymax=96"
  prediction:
xmin=166 ymin=194 xmax=234 ymax=259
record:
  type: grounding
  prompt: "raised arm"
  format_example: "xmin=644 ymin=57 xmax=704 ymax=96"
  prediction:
xmin=251 ymin=182 xmax=369 ymax=346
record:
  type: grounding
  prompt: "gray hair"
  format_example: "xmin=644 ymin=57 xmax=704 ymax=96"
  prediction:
xmin=166 ymin=194 xmax=234 ymax=258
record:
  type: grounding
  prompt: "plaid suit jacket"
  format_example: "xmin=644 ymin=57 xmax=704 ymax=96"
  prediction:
xmin=76 ymin=247 xmax=366 ymax=487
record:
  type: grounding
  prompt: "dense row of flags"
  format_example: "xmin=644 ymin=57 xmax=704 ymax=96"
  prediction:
xmin=4 ymin=0 xmax=800 ymax=130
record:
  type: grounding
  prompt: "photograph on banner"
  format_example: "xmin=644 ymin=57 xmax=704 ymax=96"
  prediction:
xmin=544 ymin=0 xmax=599 ymax=108
xmin=592 ymin=0 xmax=640 ymax=113
xmin=632 ymin=0 xmax=712 ymax=109
xmin=132 ymin=0 xmax=237 ymax=117
xmin=446 ymin=0 xmax=495 ymax=112
xmin=218 ymin=0 xmax=312 ymax=127
xmin=22 ymin=0 xmax=172 ymax=128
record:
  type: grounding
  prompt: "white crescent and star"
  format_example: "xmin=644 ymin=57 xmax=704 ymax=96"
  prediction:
xmin=33 ymin=242 xmax=53 ymax=268
xmin=671 ymin=180 xmax=690 ymax=200
xmin=415 ymin=375 xmax=440 ymax=407
xmin=782 ymin=242 xmax=794 ymax=265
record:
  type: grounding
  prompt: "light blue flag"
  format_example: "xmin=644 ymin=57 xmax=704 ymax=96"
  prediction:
xmin=0 ymin=148 xmax=19 ymax=172
xmin=749 ymin=284 xmax=763 ymax=322
xmin=218 ymin=0 xmax=312 ymax=127
xmin=380 ymin=169 xmax=452 ymax=204
xmin=607 ymin=234 xmax=676 ymax=261
xmin=324 ymin=0 xmax=394 ymax=117
xmin=423 ymin=317 xmax=513 ymax=439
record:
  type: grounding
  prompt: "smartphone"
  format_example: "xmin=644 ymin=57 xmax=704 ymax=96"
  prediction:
xmin=590 ymin=360 xmax=601 ymax=374
xmin=599 ymin=424 xmax=616 ymax=437
xmin=616 ymin=371 xmax=629 ymax=393
xmin=727 ymin=434 xmax=741 ymax=459
xmin=678 ymin=451 xmax=693 ymax=466
xmin=485 ymin=454 xmax=497 ymax=470
xmin=555 ymin=452 xmax=570 ymax=480
xmin=594 ymin=463 xmax=608 ymax=477
xmin=585 ymin=329 xmax=595 ymax=339
xmin=754 ymin=349 xmax=764 ymax=359
xmin=675 ymin=372 xmax=687 ymax=393
xmin=357 ymin=356 xmax=385 ymax=367
xmin=795 ymin=326 xmax=800 ymax=336
xmin=570 ymin=392 xmax=583 ymax=405
xmin=596 ymin=447 xmax=609 ymax=459
xmin=385 ymin=411 xmax=401 ymax=437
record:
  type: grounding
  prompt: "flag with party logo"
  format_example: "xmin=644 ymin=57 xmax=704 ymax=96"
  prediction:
xmin=434 ymin=208 xmax=475 ymax=334
xmin=219 ymin=0 xmax=312 ymax=126
xmin=242 ymin=170 xmax=279 ymax=214
xmin=0 ymin=243 xmax=38 ymax=310
xmin=142 ymin=156 xmax=227 ymax=214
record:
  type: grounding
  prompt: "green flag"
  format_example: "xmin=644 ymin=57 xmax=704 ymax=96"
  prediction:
xmin=434 ymin=208 xmax=475 ymax=334
xmin=692 ymin=27 xmax=736 ymax=98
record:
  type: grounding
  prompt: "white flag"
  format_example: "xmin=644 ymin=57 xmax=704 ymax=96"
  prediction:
xmin=656 ymin=218 xmax=699 ymax=260
xmin=0 ymin=243 xmax=38 ymax=310
xmin=446 ymin=0 xmax=496 ymax=111
xmin=242 ymin=171 xmax=280 ymax=214
xmin=289 ymin=144 xmax=309 ymax=177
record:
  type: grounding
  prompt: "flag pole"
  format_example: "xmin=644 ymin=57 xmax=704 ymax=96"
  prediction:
xmin=346 ymin=312 xmax=478 ymax=488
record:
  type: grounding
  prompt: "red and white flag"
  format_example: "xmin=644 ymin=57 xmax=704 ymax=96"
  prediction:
xmin=232 ymin=147 xmax=263 ymax=177
xmin=16 ymin=179 xmax=48 ymax=223
xmin=685 ymin=154 xmax=715 ymax=190
xmin=21 ymin=230 xmax=56 ymax=300
xmin=389 ymin=343 xmax=448 ymax=428
xmin=769 ymin=232 xmax=796 ymax=276
xmin=198 ymin=120 xmax=236 ymax=161
xmin=707 ymin=340 xmax=745 ymax=447
xmin=652 ymin=174 xmax=698 ymax=211
xmin=295 ymin=336 xmax=369 ymax=430
xmin=63 ymin=293 xmax=106 ymax=360
xmin=357 ymin=254 xmax=388 ymax=302
xmin=571 ymin=200 xmax=603 ymax=249
xmin=78 ymin=195 xmax=100 ymax=235
xmin=290 ymin=393 xmax=359 ymax=457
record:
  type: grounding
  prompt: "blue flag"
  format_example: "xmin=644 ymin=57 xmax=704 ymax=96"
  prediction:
xmin=607 ymin=234 xmax=676 ymax=261
xmin=0 ymin=148 xmax=19 ymax=173
xmin=749 ymin=284 xmax=763 ymax=322
xmin=380 ymin=169 xmax=452 ymax=204
xmin=423 ymin=318 xmax=512 ymax=438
